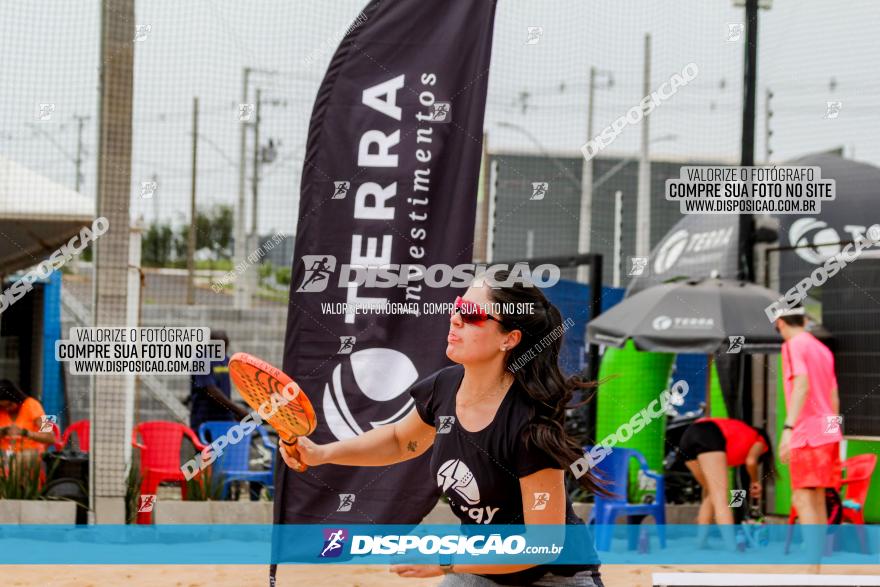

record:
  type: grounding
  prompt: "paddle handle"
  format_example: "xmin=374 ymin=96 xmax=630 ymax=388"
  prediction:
xmin=281 ymin=437 xmax=308 ymax=472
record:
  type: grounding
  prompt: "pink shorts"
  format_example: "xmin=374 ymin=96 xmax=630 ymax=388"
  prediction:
xmin=790 ymin=442 xmax=841 ymax=489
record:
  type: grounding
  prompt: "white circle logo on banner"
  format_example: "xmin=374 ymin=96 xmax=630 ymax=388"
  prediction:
xmin=322 ymin=347 xmax=419 ymax=441
xmin=652 ymin=315 xmax=673 ymax=330
xmin=653 ymin=229 xmax=689 ymax=274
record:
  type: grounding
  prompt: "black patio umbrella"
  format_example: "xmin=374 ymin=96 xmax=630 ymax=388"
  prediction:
xmin=587 ymin=277 xmax=784 ymax=354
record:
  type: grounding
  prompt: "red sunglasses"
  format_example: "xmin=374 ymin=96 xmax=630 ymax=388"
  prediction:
xmin=453 ymin=296 xmax=503 ymax=325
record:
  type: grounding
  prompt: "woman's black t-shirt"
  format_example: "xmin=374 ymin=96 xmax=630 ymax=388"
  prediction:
xmin=409 ymin=364 xmax=599 ymax=586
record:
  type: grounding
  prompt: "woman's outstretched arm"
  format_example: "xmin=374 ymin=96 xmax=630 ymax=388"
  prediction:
xmin=280 ymin=407 xmax=436 ymax=469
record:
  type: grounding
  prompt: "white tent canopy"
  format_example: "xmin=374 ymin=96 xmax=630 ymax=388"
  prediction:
xmin=0 ymin=154 xmax=95 ymax=275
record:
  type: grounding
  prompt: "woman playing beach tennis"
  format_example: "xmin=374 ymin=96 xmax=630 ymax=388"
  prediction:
xmin=280 ymin=271 xmax=605 ymax=586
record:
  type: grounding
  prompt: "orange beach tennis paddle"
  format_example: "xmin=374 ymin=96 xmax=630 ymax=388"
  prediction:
xmin=228 ymin=352 xmax=317 ymax=472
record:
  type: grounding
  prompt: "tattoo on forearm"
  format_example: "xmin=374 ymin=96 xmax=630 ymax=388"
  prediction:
xmin=407 ymin=440 xmax=418 ymax=452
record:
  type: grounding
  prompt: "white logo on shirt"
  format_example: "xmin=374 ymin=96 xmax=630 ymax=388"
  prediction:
xmin=436 ymin=459 xmax=500 ymax=524
xmin=437 ymin=459 xmax=480 ymax=504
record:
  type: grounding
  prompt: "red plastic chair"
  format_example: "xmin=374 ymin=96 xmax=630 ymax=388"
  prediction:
xmin=49 ymin=422 xmax=64 ymax=452
xmin=785 ymin=453 xmax=877 ymax=554
xmin=132 ymin=421 xmax=206 ymax=524
xmin=839 ymin=454 xmax=877 ymax=553
xmin=61 ymin=420 xmax=90 ymax=452
xmin=840 ymin=454 xmax=877 ymax=524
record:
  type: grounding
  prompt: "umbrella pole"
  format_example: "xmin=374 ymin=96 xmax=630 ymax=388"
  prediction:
xmin=737 ymin=353 xmax=747 ymax=422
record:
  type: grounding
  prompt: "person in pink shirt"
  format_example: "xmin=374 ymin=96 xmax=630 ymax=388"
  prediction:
xmin=775 ymin=306 xmax=842 ymax=527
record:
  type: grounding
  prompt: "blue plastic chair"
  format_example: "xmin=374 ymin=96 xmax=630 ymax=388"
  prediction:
xmin=197 ymin=421 xmax=276 ymax=499
xmin=585 ymin=446 xmax=666 ymax=551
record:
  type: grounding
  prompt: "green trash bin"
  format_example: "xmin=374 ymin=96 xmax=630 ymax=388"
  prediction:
xmin=595 ymin=340 xmax=675 ymax=503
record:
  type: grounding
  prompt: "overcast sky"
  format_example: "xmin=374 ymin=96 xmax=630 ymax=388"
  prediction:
xmin=1 ymin=0 xmax=877 ymax=235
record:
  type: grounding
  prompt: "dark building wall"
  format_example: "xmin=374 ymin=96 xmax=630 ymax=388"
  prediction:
xmin=490 ymin=153 xmax=581 ymax=262
xmin=820 ymin=257 xmax=880 ymax=437
xmin=489 ymin=153 xmax=727 ymax=285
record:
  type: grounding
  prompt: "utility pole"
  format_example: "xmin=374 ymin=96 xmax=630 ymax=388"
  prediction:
xmin=151 ymin=173 xmax=159 ymax=225
xmin=739 ymin=0 xmax=758 ymax=282
xmin=234 ymin=68 xmax=252 ymax=310
xmin=474 ymin=132 xmax=490 ymax=262
xmin=635 ymin=33 xmax=652 ymax=259
xmin=612 ymin=190 xmax=623 ymax=287
xmin=764 ymin=87 xmax=773 ymax=163
xmin=234 ymin=68 xmax=276 ymax=308
xmin=246 ymin=88 xmax=263 ymax=300
xmin=251 ymin=89 xmax=262 ymax=244
xmin=732 ymin=0 xmax=761 ymax=433
xmin=577 ymin=67 xmax=597 ymax=283
xmin=187 ymin=97 xmax=199 ymax=306
xmin=73 ymin=114 xmax=89 ymax=192
xmin=486 ymin=160 xmax=499 ymax=263
xmin=92 ymin=0 xmax=134 ymax=524
xmin=577 ymin=67 xmax=613 ymax=283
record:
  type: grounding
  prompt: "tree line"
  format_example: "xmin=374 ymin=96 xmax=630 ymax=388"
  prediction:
xmin=142 ymin=205 xmax=233 ymax=268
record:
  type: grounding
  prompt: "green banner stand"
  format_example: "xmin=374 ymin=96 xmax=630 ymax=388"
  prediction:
xmin=596 ymin=340 xmax=675 ymax=503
